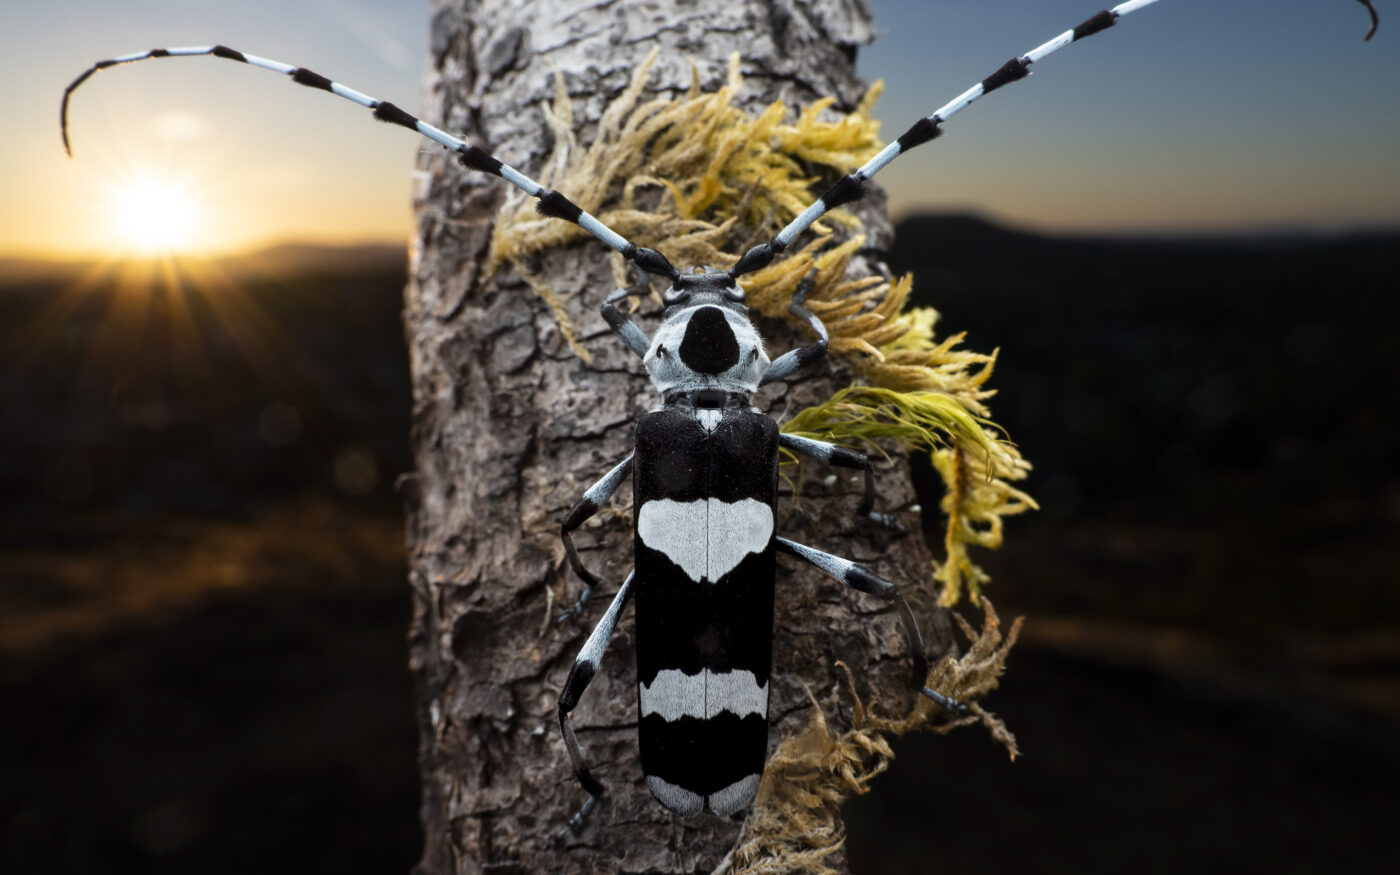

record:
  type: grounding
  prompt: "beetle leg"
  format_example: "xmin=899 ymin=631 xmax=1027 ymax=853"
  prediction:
xmin=557 ymin=572 xmax=635 ymax=838
xmin=600 ymin=264 xmax=654 ymax=358
xmin=759 ymin=270 xmax=828 ymax=385
xmin=778 ymin=433 xmax=903 ymax=532
xmin=775 ymin=538 xmax=966 ymax=713
xmin=558 ymin=454 xmax=634 ymax=623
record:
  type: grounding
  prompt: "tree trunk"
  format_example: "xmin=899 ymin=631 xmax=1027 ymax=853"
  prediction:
xmin=402 ymin=1 xmax=954 ymax=871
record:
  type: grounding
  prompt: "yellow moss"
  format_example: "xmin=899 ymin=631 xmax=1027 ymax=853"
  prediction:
xmin=782 ymin=386 xmax=1006 ymax=471
xmin=487 ymin=49 xmax=883 ymax=314
xmin=485 ymin=49 xmax=1034 ymax=610
xmin=932 ymin=442 xmax=1037 ymax=606
xmin=722 ymin=600 xmax=1022 ymax=875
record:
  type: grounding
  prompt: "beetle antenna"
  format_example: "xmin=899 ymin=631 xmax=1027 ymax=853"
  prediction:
xmin=729 ymin=0 xmax=1164 ymax=279
xmin=1357 ymin=0 xmax=1380 ymax=41
xmin=59 ymin=45 xmax=681 ymax=281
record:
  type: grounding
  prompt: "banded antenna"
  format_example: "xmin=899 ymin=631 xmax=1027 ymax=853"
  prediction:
xmin=1358 ymin=0 xmax=1381 ymax=41
xmin=61 ymin=0 xmax=1378 ymax=284
xmin=726 ymin=0 xmax=1165 ymax=279
xmin=727 ymin=0 xmax=1381 ymax=279
xmin=60 ymin=45 xmax=681 ymax=282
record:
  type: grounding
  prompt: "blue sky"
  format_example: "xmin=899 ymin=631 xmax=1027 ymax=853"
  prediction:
xmin=2 ymin=0 xmax=1395 ymax=257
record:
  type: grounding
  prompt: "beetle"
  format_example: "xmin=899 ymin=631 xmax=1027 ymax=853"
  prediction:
xmin=61 ymin=0 xmax=1175 ymax=831
xmin=551 ymin=266 xmax=958 ymax=828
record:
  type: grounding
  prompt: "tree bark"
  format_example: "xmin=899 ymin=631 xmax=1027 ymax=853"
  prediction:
xmin=402 ymin=1 xmax=955 ymax=871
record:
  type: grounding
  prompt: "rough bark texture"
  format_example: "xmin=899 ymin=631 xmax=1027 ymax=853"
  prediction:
xmin=402 ymin=1 xmax=956 ymax=871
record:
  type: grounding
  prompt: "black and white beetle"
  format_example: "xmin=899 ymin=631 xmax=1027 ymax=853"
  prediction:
xmin=62 ymin=0 xmax=1169 ymax=830
xmin=551 ymin=267 xmax=950 ymax=825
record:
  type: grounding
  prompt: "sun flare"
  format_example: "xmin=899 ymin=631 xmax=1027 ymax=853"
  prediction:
xmin=106 ymin=175 xmax=202 ymax=255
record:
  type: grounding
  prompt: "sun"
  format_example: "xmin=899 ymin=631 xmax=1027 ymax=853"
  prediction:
xmin=106 ymin=174 xmax=203 ymax=255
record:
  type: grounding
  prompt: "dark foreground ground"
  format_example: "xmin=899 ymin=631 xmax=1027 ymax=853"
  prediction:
xmin=4 ymin=504 xmax=1398 ymax=874
xmin=2 ymin=220 xmax=1396 ymax=872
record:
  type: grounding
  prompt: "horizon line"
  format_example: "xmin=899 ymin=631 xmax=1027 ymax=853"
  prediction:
xmin=5 ymin=212 xmax=1399 ymax=266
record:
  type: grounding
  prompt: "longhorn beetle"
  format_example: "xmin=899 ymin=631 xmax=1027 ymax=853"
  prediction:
xmin=63 ymin=0 xmax=1169 ymax=832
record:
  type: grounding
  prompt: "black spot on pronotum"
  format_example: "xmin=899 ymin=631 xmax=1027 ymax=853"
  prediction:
xmin=981 ymin=57 xmax=1031 ymax=94
xmin=679 ymin=307 xmax=740 ymax=375
xmin=372 ymin=101 xmax=419 ymax=131
xmin=291 ymin=68 xmax=334 ymax=92
xmin=1073 ymin=9 xmax=1117 ymax=41
xmin=211 ymin=45 xmax=247 ymax=62
xmin=535 ymin=189 xmax=584 ymax=222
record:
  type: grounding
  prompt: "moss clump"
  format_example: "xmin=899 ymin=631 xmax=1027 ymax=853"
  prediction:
xmin=719 ymin=601 xmax=1022 ymax=875
xmin=495 ymin=49 xmax=1033 ymax=606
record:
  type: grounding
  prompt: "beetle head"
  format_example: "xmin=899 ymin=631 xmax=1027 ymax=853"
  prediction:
xmin=645 ymin=272 xmax=768 ymax=397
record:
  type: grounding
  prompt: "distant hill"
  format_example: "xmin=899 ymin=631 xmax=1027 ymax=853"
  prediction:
xmin=885 ymin=211 xmax=1399 ymax=521
xmin=220 ymin=242 xmax=408 ymax=277
xmin=0 ymin=241 xmax=408 ymax=289
xmin=890 ymin=212 xmax=1400 ymax=255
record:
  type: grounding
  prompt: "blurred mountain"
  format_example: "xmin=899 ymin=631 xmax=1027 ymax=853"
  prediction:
xmin=222 ymin=242 xmax=409 ymax=276
xmin=888 ymin=212 xmax=1399 ymax=521
xmin=0 ymin=242 xmax=407 ymax=285
xmin=887 ymin=212 xmax=1400 ymax=661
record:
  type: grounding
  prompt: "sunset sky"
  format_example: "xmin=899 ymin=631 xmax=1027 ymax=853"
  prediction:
xmin=3 ymin=0 xmax=1396 ymax=259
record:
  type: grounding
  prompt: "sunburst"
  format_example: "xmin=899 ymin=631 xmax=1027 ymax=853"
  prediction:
xmin=105 ymin=173 xmax=202 ymax=255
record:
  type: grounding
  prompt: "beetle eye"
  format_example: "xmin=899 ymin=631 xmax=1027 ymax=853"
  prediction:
xmin=723 ymin=286 xmax=746 ymax=303
xmin=663 ymin=287 xmax=689 ymax=306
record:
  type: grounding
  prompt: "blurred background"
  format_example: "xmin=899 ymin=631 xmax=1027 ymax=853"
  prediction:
xmin=2 ymin=1 xmax=1397 ymax=873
